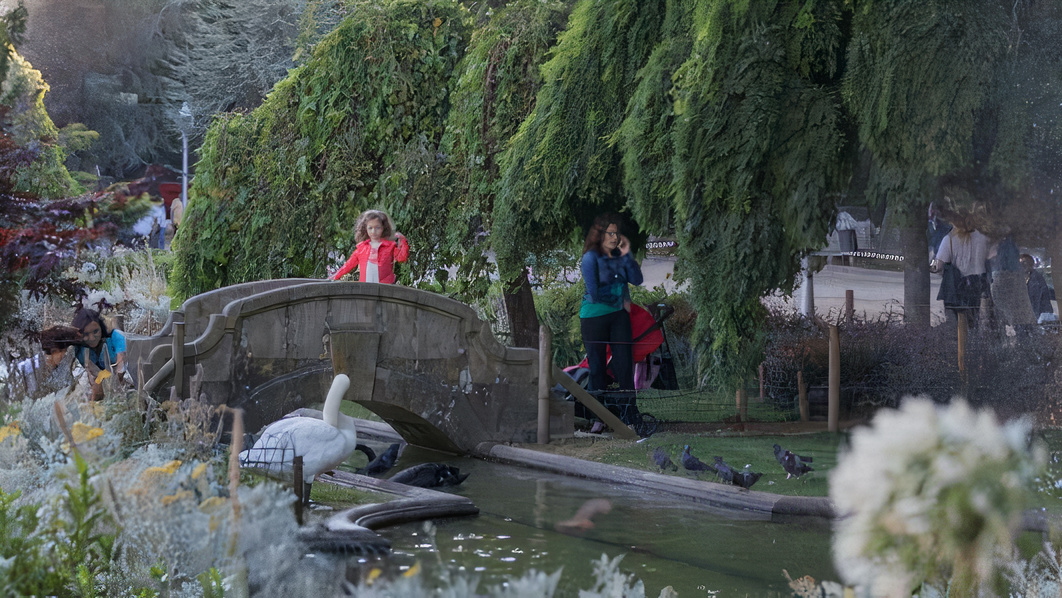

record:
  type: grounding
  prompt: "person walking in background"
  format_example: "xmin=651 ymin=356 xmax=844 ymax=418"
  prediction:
xmin=331 ymin=209 xmax=409 ymax=283
xmin=931 ymin=208 xmax=991 ymax=328
xmin=927 ymin=201 xmax=952 ymax=259
xmin=579 ymin=214 xmax=643 ymax=392
xmin=1020 ymin=253 xmax=1056 ymax=322
xmin=988 ymin=233 xmax=1036 ymax=331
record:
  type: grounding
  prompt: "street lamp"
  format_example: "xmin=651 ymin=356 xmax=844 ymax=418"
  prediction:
xmin=177 ymin=102 xmax=194 ymax=210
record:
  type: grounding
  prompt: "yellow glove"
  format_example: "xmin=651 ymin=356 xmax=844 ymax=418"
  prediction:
xmin=94 ymin=370 xmax=111 ymax=385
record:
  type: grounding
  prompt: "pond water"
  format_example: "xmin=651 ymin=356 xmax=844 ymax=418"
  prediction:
xmin=348 ymin=443 xmax=838 ymax=597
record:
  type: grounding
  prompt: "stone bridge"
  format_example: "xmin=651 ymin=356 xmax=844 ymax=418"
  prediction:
xmin=127 ymin=280 xmax=572 ymax=453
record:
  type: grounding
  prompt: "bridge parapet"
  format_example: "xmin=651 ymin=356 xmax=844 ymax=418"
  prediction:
xmin=127 ymin=281 xmax=563 ymax=453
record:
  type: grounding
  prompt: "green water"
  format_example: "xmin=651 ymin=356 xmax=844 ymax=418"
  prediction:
xmin=358 ymin=445 xmax=838 ymax=596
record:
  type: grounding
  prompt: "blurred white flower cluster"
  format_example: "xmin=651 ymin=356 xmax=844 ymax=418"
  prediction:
xmin=63 ymin=247 xmax=171 ymax=335
xmin=830 ymin=397 xmax=1045 ymax=596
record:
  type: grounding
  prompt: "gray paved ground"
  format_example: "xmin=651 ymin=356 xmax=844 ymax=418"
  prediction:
xmin=640 ymin=258 xmax=964 ymax=322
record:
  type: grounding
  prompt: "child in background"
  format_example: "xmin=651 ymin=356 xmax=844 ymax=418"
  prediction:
xmin=72 ymin=308 xmax=127 ymax=400
xmin=331 ymin=210 xmax=409 ymax=283
xmin=15 ymin=326 xmax=82 ymax=399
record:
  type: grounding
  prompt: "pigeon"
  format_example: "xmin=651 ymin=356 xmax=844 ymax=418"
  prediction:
xmin=772 ymin=443 xmax=787 ymax=466
xmin=360 ymin=442 xmax=402 ymax=476
xmin=652 ymin=447 xmax=677 ymax=472
xmin=781 ymin=450 xmax=815 ymax=478
xmin=712 ymin=456 xmax=735 ymax=484
xmin=389 ymin=463 xmax=469 ymax=488
xmin=773 ymin=443 xmax=813 ymax=467
xmin=680 ymin=445 xmax=715 ymax=473
xmin=734 ymin=465 xmax=763 ymax=490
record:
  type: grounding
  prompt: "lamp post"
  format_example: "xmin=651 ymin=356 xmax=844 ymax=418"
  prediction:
xmin=178 ymin=102 xmax=193 ymax=209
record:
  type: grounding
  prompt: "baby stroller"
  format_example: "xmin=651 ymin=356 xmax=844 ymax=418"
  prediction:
xmin=560 ymin=303 xmax=678 ymax=436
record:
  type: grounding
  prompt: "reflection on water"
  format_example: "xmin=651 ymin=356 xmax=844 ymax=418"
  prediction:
xmin=347 ymin=444 xmax=838 ymax=596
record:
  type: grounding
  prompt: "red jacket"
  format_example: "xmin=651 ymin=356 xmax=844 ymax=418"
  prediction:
xmin=332 ymin=237 xmax=409 ymax=283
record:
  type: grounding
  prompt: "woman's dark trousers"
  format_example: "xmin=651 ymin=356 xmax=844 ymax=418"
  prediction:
xmin=580 ymin=309 xmax=634 ymax=392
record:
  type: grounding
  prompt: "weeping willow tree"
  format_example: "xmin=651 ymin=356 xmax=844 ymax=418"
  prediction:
xmin=982 ymin=1 xmax=1062 ymax=276
xmin=430 ymin=0 xmax=572 ymax=344
xmin=492 ymin=0 xmax=667 ymax=343
xmin=842 ymin=0 xmax=1009 ymax=326
xmin=170 ymin=0 xmax=469 ymax=299
xmin=669 ymin=0 xmax=849 ymax=389
xmin=611 ymin=0 xmax=693 ymax=233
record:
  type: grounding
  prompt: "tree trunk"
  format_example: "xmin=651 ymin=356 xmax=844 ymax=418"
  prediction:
xmin=901 ymin=220 xmax=931 ymax=328
xmin=503 ymin=268 xmax=540 ymax=348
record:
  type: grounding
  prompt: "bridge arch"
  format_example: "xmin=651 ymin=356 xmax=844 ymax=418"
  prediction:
xmin=128 ymin=281 xmax=569 ymax=453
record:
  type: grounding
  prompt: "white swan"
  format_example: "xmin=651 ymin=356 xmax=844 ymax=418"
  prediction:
xmin=239 ymin=374 xmax=356 ymax=503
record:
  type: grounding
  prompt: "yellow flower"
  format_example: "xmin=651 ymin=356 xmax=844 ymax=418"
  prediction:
xmin=0 ymin=422 xmax=21 ymax=443
xmin=143 ymin=460 xmax=183 ymax=478
xmin=192 ymin=462 xmax=208 ymax=479
xmin=70 ymin=422 xmax=104 ymax=444
xmin=161 ymin=490 xmax=193 ymax=506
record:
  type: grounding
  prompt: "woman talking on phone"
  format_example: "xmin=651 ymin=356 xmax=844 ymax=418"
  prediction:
xmin=579 ymin=214 xmax=644 ymax=392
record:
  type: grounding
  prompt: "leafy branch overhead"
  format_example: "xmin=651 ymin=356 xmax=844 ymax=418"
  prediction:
xmin=173 ymin=0 xmax=1062 ymax=388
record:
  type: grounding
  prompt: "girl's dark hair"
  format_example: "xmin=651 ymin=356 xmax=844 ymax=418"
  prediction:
xmin=583 ymin=213 xmax=622 ymax=255
xmin=71 ymin=308 xmax=111 ymax=339
xmin=40 ymin=326 xmax=81 ymax=352
xmin=354 ymin=210 xmax=395 ymax=244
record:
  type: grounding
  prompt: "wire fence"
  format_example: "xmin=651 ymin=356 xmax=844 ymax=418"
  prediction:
xmin=587 ymin=319 xmax=1062 ymax=427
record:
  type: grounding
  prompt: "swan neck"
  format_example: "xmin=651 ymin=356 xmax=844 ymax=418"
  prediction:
xmin=323 ymin=374 xmax=350 ymax=428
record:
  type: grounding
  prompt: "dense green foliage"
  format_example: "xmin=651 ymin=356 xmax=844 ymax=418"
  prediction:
xmin=1 ymin=53 xmax=82 ymax=198
xmin=171 ymin=0 xmax=469 ymax=297
xmin=670 ymin=0 xmax=848 ymax=385
xmin=174 ymin=0 xmax=1062 ymax=391
xmin=842 ymin=0 xmax=1009 ymax=220
xmin=611 ymin=0 xmax=693 ymax=232
xmin=435 ymin=0 xmax=573 ymax=299
xmin=493 ymin=0 xmax=667 ymax=281
xmin=0 ymin=455 xmax=128 ymax=596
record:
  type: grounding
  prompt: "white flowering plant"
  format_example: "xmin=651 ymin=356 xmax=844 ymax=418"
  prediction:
xmin=830 ymin=397 xmax=1046 ymax=597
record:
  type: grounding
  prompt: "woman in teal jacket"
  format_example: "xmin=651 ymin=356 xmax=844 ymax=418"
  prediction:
xmin=579 ymin=214 xmax=644 ymax=392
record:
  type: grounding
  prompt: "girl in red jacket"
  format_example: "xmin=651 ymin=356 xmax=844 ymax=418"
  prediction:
xmin=331 ymin=210 xmax=409 ymax=283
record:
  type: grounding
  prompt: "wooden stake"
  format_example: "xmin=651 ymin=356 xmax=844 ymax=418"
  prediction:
xmin=845 ymin=290 xmax=854 ymax=323
xmin=293 ymin=455 xmax=304 ymax=524
xmin=758 ymin=363 xmax=765 ymax=403
xmin=828 ymin=324 xmax=840 ymax=433
xmin=957 ymin=311 xmax=969 ymax=396
xmin=736 ymin=388 xmax=748 ymax=422
xmin=538 ymin=325 xmax=552 ymax=444
xmin=798 ymin=371 xmax=809 ymax=423
xmin=551 ymin=365 xmax=639 ymax=439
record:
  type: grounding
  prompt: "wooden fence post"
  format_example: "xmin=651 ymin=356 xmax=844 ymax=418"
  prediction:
xmin=798 ymin=371 xmax=809 ymax=423
xmin=957 ymin=311 xmax=969 ymax=397
xmin=538 ymin=325 xmax=552 ymax=444
xmin=828 ymin=324 xmax=840 ymax=433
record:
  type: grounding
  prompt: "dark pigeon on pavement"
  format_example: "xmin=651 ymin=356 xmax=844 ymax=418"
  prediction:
xmin=680 ymin=445 xmax=715 ymax=473
xmin=652 ymin=447 xmax=677 ymax=472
